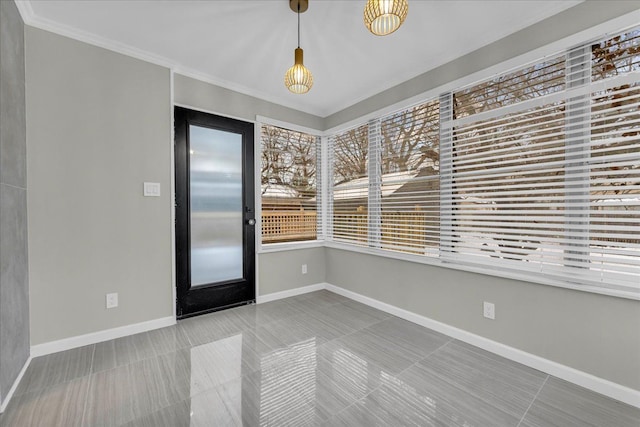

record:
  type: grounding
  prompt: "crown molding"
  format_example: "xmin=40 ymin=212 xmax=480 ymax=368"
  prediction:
xmin=14 ymin=0 xmax=172 ymax=70
xmin=13 ymin=0 xmax=33 ymax=23
xmin=12 ymin=0 xmax=325 ymax=118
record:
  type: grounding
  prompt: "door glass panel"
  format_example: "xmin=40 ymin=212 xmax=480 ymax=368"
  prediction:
xmin=189 ymin=125 xmax=243 ymax=286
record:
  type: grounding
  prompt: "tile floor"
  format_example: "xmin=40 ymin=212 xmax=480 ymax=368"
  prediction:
xmin=1 ymin=290 xmax=638 ymax=426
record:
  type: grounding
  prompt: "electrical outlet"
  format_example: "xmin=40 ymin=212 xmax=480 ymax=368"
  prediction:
xmin=302 ymin=264 xmax=308 ymax=274
xmin=106 ymin=293 xmax=118 ymax=309
xmin=483 ymin=301 xmax=495 ymax=320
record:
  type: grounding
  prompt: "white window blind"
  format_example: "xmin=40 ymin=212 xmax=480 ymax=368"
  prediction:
xmin=331 ymin=125 xmax=369 ymax=245
xmin=377 ymin=100 xmax=440 ymax=255
xmin=326 ymin=25 xmax=639 ymax=296
xmin=444 ymin=28 xmax=639 ymax=293
xmin=445 ymin=53 xmax=568 ymax=277
xmin=588 ymin=29 xmax=640 ymax=290
xmin=260 ymin=124 xmax=320 ymax=244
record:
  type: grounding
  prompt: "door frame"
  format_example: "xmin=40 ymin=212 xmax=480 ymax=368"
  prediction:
xmin=174 ymin=106 xmax=256 ymax=319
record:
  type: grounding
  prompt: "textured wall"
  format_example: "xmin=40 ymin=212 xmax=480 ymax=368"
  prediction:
xmin=26 ymin=27 xmax=173 ymax=345
xmin=326 ymin=248 xmax=640 ymax=391
xmin=0 ymin=0 xmax=29 ymax=405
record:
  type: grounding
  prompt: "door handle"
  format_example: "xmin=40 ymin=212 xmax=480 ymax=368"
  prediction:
xmin=247 ymin=219 xmax=256 ymax=226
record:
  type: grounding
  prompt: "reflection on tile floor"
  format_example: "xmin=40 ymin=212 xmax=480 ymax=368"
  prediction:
xmin=1 ymin=290 xmax=638 ymax=426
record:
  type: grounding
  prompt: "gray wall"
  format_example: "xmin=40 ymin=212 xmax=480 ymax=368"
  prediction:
xmin=258 ymin=248 xmax=326 ymax=296
xmin=0 ymin=0 xmax=29 ymax=404
xmin=173 ymin=74 xmax=324 ymax=131
xmin=25 ymin=27 xmax=173 ymax=345
xmin=325 ymin=248 xmax=640 ymax=391
xmin=23 ymin=26 xmax=328 ymax=346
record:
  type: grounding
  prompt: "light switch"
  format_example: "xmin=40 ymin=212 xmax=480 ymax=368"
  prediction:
xmin=143 ymin=182 xmax=161 ymax=197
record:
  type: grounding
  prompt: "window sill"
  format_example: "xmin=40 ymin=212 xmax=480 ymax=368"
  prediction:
xmin=323 ymin=241 xmax=640 ymax=301
xmin=258 ymin=240 xmax=325 ymax=254
xmin=256 ymin=238 xmax=639 ymax=300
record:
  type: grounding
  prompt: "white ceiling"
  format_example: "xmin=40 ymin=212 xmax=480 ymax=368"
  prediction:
xmin=26 ymin=0 xmax=582 ymax=117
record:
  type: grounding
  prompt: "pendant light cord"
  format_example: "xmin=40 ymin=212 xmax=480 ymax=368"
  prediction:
xmin=297 ymin=2 xmax=300 ymax=48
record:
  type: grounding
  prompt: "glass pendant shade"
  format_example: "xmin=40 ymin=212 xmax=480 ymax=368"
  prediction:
xmin=285 ymin=47 xmax=313 ymax=94
xmin=364 ymin=0 xmax=408 ymax=36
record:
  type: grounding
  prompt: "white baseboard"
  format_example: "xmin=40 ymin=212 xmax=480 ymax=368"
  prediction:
xmin=18 ymin=282 xmax=639 ymax=409
xmin=325 ymin=283 xmax=640 ymax=409
xmin=256 ymin=283 xmax=326 ymax=304
xmin=29 ymin=284 xmax=324 ymax=358
xmin=0 ymin=355 xmax=32 ymax=413
xmin=28 ymin=284 xmax=324 ymax=359
xmin=30 ymin=316 xmax=176 ymax=358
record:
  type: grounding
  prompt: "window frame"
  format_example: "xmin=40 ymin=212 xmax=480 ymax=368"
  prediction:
xmin=256 ymin=116 xmax=325 ymax=253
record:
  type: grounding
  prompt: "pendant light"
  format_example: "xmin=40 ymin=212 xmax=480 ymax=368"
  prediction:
xmin=364 ymin=0 xmax=409 ymax=36
xmin=285 ymin=0 xmax=313 ymax=94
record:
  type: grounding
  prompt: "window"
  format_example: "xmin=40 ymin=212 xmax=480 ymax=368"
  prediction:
xmin=444 ymin=29 xmax=640 ymax=292
xmin=326 ymin=26 xmax=639 ymax=296
xmin=330 ymin=125 xmax=369 ymax=245
xmin=447 ymin=54 xmax=569 ymax=278
xmin=260 ymin=124 xmax=320 ymax=244
xmin=378 ymin=100 xmax=440 ymax=255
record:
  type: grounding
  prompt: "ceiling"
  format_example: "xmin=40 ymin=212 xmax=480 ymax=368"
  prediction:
xmin=25 ymin=0 xmax=582 ymax=117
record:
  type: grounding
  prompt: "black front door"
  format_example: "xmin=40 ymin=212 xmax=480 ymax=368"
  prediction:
xmin=174 ymin=107 xmax=255 ymax=318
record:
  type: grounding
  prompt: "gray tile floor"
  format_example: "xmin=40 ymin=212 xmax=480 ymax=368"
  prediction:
xmin=1 ymin=290 xmax=638 ymax=426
